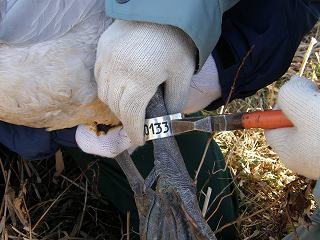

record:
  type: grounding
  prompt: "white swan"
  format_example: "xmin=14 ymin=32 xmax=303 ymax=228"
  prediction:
xmin=0 ymin=0 xmax=119 ymax=130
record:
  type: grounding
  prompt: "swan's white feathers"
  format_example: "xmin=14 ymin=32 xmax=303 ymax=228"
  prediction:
xmin=0 ymin=0 xmax=119 ymax=130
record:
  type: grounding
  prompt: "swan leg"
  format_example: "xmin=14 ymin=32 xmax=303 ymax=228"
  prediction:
xmin=145 ymin=88 xmax=217 ymax=239
xmin=114 ymin=88 xmax=217 ymax=239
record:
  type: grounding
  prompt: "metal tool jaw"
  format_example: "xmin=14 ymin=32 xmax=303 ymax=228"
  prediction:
xmin=170 ymin=116 xmax=213 ymax=135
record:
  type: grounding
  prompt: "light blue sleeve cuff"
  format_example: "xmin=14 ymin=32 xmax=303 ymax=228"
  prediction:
xmin=105 ymin=0 xmax=239 ymax=71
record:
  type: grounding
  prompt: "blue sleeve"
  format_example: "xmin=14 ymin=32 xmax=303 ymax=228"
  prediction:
xmin=105 ymin=0 xmax=239 ymax=70
xmin=208 ymin=0 xmax=319 ymax=109
xmin=0 ymin=121 xmax=77 ymax=160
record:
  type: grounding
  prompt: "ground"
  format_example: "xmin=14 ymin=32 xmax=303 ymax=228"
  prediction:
xmin=0 ymin=24 xmax=320 ymax=240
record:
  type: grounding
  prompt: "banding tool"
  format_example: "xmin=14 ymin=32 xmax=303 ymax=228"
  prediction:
xmin=144 ymin=110 xmax=293 ymax=141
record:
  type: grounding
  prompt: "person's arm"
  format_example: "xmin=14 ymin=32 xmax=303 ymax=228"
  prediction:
xmin=208 ymin=0 xmax=319 ymax=110
xmin=105 ymin=0 xmax=240 ymax=69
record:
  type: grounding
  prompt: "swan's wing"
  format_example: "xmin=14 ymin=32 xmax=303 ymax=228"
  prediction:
xmin=0 ymin=0 xmax=105 ymax=45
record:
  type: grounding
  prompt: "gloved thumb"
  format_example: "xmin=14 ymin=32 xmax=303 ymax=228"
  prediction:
xmin=164 ymin=65 xmax=194 ymax=114
xmin=265 ymin=127 xmax=294 ymax=159
xmin=76 ymin=125 xmax=134 ymax=158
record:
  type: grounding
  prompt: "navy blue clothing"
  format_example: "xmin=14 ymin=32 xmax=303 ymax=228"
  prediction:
xmin=0 ymin=122 xmax=77 ymax=160
xmin=209 ymin=0 xmax=320 ymax=109
xmin=0 ymin=0 xmax=319 ymax=160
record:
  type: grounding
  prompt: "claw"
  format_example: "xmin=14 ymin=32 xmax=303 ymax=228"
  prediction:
xmin=144 ymin=167 xmax=159 ymax=190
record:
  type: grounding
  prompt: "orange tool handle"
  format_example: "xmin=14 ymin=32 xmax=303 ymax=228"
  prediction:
xmin=242 ymin=110 xmax=293 ymax=129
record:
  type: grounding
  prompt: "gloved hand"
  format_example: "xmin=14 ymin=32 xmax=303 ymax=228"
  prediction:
xmin=265 ymin=75 xmax=320 ymax=180
xmin=76 ymin=125 xmax=134 ymax=158
xmin=76 ymin=54 xmax=221 ymax=158
xmin=94 ymin=20 xmax=196 ymax=146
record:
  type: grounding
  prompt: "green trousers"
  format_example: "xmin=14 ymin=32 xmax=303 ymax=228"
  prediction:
xmin=63 ymin=132 xmax=239 ymax=240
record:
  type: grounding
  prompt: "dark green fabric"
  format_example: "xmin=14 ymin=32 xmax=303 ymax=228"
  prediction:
xmin=62 ymin=132 xmax=239 ymax=240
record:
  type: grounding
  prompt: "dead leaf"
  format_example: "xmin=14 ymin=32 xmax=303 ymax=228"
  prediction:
xmin=13 ymin=197 xmax=28 ymax=227
xmin=5 ymin=186 xmax=17 ymax=226
xmin=54 ymin=149 xmax=64 ymax=178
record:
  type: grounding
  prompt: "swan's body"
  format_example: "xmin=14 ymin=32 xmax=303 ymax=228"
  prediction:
xmin=0 ymin=0 xmax=119 ymax=130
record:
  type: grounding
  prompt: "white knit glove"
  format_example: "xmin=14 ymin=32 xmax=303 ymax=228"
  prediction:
xmin=94 ymin=20 xmax=196 ymax=146
xmin=76 ymin=55 xmax=221 ymax=158
xmin=75 ymin=125 xmax=134 ymax=158
xmin=265 ymin=76 xmax=320 ymax=180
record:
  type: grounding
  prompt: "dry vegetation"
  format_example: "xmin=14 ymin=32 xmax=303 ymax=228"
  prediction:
xmin=0 ymin=25 xmax=320 ymax=240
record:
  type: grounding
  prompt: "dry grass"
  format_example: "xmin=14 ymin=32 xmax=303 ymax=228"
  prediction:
xmin=0 ymin=149 xmax=124 ymax=239
xmin=1 ymin=24 xmax=320 ymax=240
